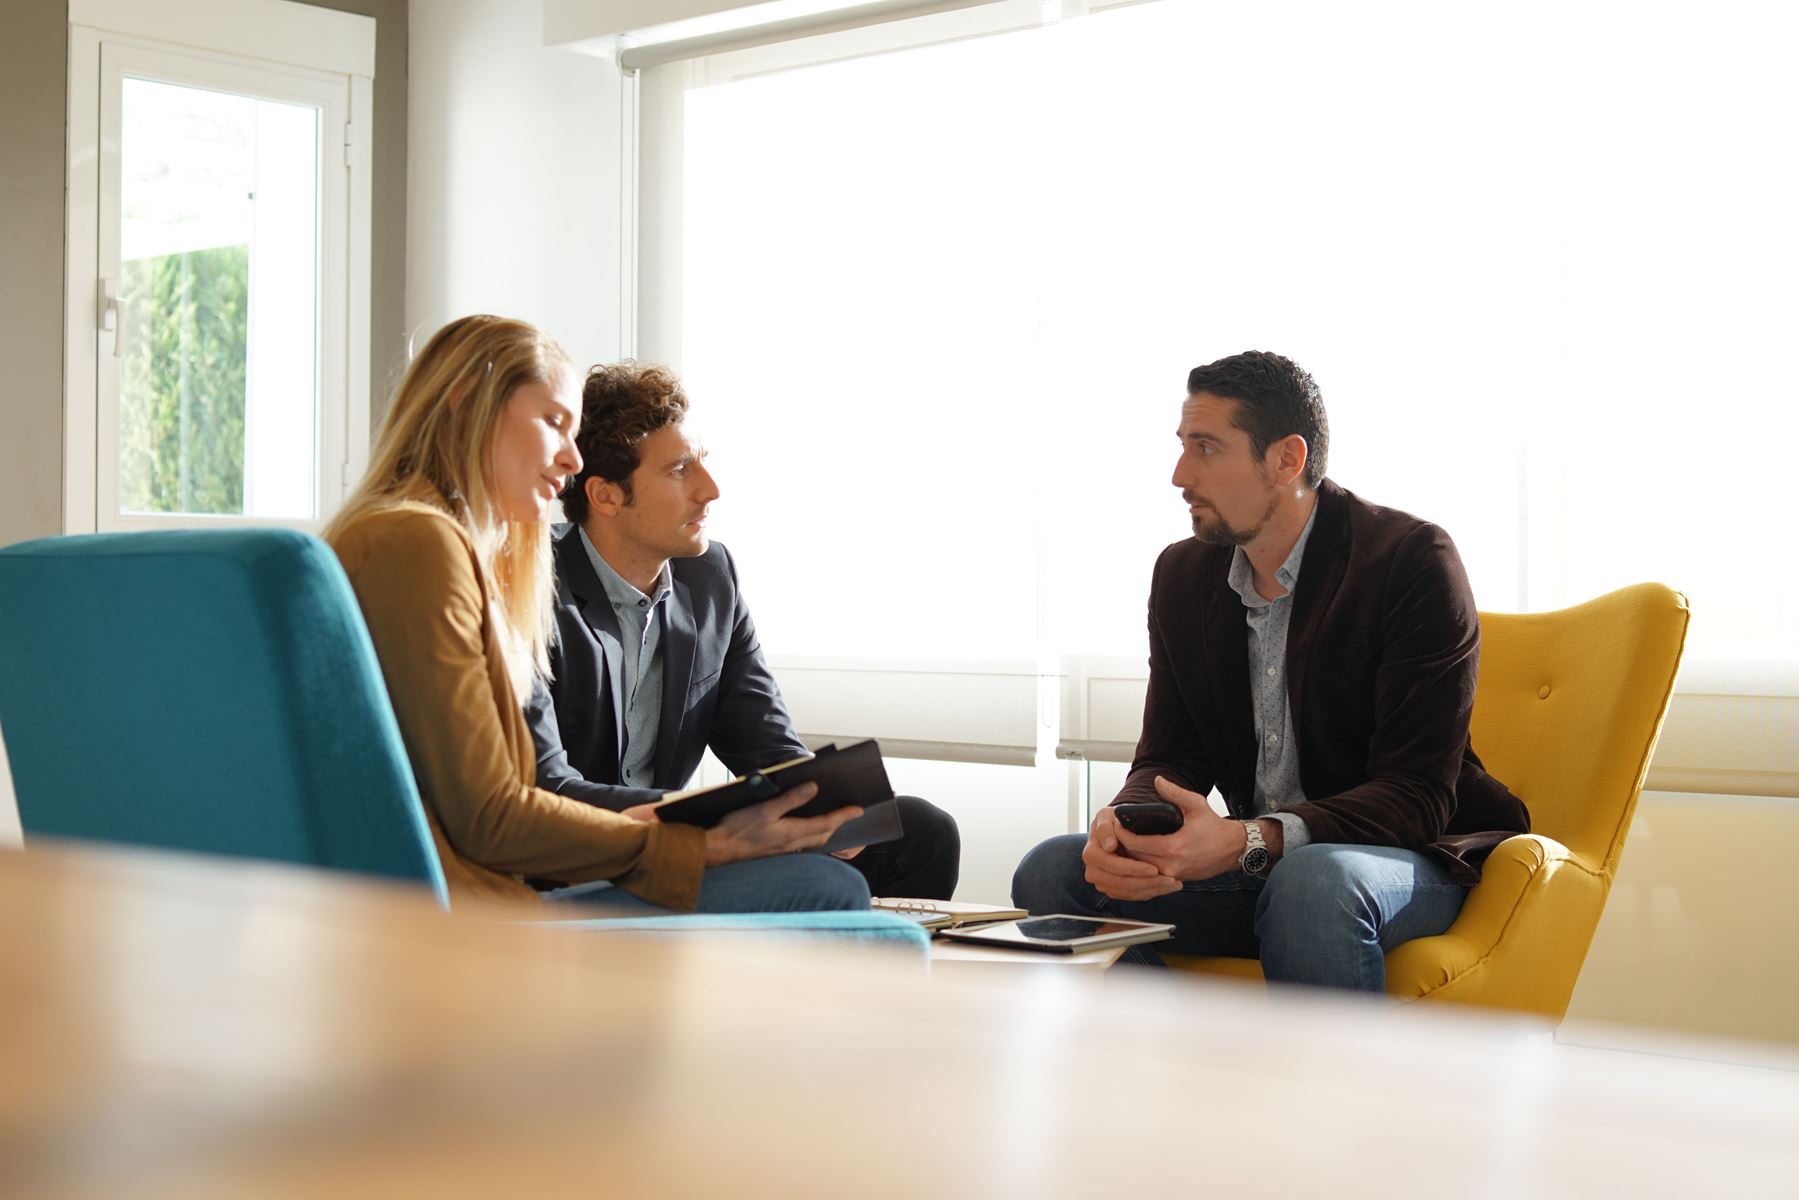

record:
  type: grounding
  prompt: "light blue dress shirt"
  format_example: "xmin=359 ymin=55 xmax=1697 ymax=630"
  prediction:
xmin=578 ymin=528 xmax=672 ymax=790
xmin=1223 ymin=503 xmax=1319 ymax=852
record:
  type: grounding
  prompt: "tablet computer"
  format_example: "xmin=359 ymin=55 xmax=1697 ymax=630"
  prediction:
xmin=936 ymin=914 xmax=1175 ymax=954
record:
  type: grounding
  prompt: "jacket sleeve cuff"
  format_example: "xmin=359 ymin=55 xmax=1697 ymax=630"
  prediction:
xmin=615 ymin=822 xmax=708 ymax=911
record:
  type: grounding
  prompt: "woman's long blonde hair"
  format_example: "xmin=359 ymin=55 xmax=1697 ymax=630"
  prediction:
xmin=326 ymin=315 xmax=573 ymax=695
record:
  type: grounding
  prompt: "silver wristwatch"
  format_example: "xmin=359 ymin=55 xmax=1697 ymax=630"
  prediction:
xmin=1239 ymin=820 xmax=1272 ymax=879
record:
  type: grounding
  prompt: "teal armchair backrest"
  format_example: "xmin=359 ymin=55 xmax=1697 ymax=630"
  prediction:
xmin=0 ymin=529 xmax=449 ymax=906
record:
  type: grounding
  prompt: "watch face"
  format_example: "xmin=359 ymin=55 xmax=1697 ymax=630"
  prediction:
xmin=1242 ymin=846 xmax=1271 ymax=877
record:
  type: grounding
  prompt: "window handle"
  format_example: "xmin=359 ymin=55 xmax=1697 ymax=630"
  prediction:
xmin=97 ymin=277 xmax=125 ymax=358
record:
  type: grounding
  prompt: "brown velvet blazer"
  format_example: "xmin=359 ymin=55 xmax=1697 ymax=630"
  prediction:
xmin=1118 ymin=479 xmax=1529 ymax=884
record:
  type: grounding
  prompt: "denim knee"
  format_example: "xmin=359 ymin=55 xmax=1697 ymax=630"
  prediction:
xmin=1011 ymin=834 xmax=1089 ymax=913
xmin=1254 ymin=843 xmax=1377 ymax=942
xmin=791 ymin=853 xmax=873 ymax=910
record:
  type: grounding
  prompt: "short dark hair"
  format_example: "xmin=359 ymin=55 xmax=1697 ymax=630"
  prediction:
xmin=1185 ymin=351 xmax=1329 ymax=488
xmin=561 ymin=361 xmax=689 ymax=525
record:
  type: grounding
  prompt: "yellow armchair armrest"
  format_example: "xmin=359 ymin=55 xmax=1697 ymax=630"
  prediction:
xmin=1384 ymin=833 xmax=1609 ymax=1017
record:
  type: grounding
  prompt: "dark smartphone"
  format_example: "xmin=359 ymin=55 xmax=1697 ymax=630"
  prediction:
xmin=1112 ymin=800 xmax=1184 ymax=835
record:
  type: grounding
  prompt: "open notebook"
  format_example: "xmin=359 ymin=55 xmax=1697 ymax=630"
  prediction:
xmin=871 ymin=898 xmax=1027 ymax=931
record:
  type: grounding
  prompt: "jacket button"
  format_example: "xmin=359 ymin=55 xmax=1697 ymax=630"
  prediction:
xmin=1537 ymin=685 xmax=1551 ymax=699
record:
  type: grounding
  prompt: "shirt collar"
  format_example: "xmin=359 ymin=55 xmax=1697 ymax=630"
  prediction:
xmin=578 ymin=526 xmax=672 ymax=611
xmin=1226 ymin=499 xmax=1320 ymax=608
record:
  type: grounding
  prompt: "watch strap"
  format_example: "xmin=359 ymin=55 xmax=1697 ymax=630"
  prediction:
xmin=1238 ymin=819 xmax=1272 ymax=878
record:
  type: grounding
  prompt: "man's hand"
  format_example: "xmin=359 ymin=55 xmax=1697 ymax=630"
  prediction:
xmin=703 ymin=782 xmax=863 ymax=868
xmin=829 ymin=846 xmax=865 ymax=861
xmin=620 ymin=802 xmax=661 ymax=823
xmin=1083 ymin=805 xmax=1183 ymax=901
xmin=1112 ymin=776 xmax=1250 ymax=883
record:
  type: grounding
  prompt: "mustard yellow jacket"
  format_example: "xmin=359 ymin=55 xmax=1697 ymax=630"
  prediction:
xmin=329 ymin=501 xmax=705 ymax=910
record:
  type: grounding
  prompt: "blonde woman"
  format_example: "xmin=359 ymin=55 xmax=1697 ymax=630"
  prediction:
xmin=326 ymin=315 xmax=867 ymax=912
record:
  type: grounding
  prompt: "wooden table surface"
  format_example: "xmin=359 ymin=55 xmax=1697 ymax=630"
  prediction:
xmin=928 ymin=936 xmax=1127 ymax=969
xmin=4 ymin=840 xmax=1797 ymax=1199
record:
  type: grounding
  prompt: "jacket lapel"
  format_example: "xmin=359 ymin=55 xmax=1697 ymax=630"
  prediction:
xmin=1200 ymin=551 xmax=1258 ymax=809
xmin=1285 ymin=480 xmax=1350 ymax=724
xmin=555 ymin=529 xmax=628 ymax=759
xmin=653 ymin=576 xmax=697 ymax=789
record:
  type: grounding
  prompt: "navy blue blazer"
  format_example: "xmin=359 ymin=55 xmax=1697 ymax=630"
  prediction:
xmin=526 ymin=527 xmax=809 ymax=812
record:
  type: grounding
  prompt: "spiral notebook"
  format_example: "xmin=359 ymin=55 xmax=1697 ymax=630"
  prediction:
xmin=870 ymin=898 xmax=1027 ymax=931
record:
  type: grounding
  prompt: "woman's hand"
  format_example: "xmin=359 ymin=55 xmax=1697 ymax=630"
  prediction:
xmin=703 ymin=782 xmax=862 ymax=867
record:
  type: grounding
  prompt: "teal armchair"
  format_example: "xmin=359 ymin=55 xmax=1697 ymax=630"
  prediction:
xmin=0 ymin=529 xmax=924 ymax=955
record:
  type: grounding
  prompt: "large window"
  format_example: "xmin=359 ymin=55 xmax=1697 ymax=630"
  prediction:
xmin=65 ymin=0 xmax=374 ymax=533
xmin=635 ymin=0 xmax=1796 ymax=817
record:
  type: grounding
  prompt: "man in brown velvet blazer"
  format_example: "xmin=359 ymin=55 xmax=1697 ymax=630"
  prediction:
xmin=1013 ymin=351 xmax=1528 ymax=989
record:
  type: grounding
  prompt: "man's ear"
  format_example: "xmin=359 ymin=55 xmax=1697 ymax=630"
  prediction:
xmin=1269 ymin=434 xmax=1309 ymax=488
xmin=584 ymin=475 xmax=625 ymax=518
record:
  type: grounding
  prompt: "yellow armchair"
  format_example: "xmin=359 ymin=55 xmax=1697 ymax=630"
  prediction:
xmin=1166 ymin=583 xmax=1691 ymax=1019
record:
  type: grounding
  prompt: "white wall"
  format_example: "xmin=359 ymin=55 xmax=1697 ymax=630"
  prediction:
xmin=1563 ymin=790 xmax=1799 ymax=1051
xmin=406 ymin=0 xmax=626 ymax=370
xmin=1 ymin=0 xmax=70 ymax=547
xmin=542 ymin=0 xmax=760 ymax=44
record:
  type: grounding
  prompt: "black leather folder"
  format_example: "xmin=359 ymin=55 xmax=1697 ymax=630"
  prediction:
xmin=652 ymin=740 xmax=904 ymax=853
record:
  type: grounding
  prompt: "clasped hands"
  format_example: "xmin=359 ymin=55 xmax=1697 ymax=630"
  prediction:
xmin=1082 ymin=776 xmax=1249 ymax=901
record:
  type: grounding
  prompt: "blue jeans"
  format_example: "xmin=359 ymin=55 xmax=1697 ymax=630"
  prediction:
xmin=1011 ymin=836 xmax=1469 ymax=992
xmin=541 ymin=851 xmax=871 ymax=915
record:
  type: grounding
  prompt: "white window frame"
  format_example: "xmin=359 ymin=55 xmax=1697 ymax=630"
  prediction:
xmin=63 ymin=0 xmax=374 ymax=534
xmin=1057 ymin=657 xmax=1799 ymax=802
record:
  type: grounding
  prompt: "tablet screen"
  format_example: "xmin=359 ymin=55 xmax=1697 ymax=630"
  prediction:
xmin=938 ymin=913 xmax=1175 ymax=953
xmin=1015 ymin=916 xmax=1136 ymax=942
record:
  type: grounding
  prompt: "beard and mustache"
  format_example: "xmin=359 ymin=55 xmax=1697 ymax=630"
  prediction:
xmin=1186 ymin=480 xmax=1280 ymax=548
